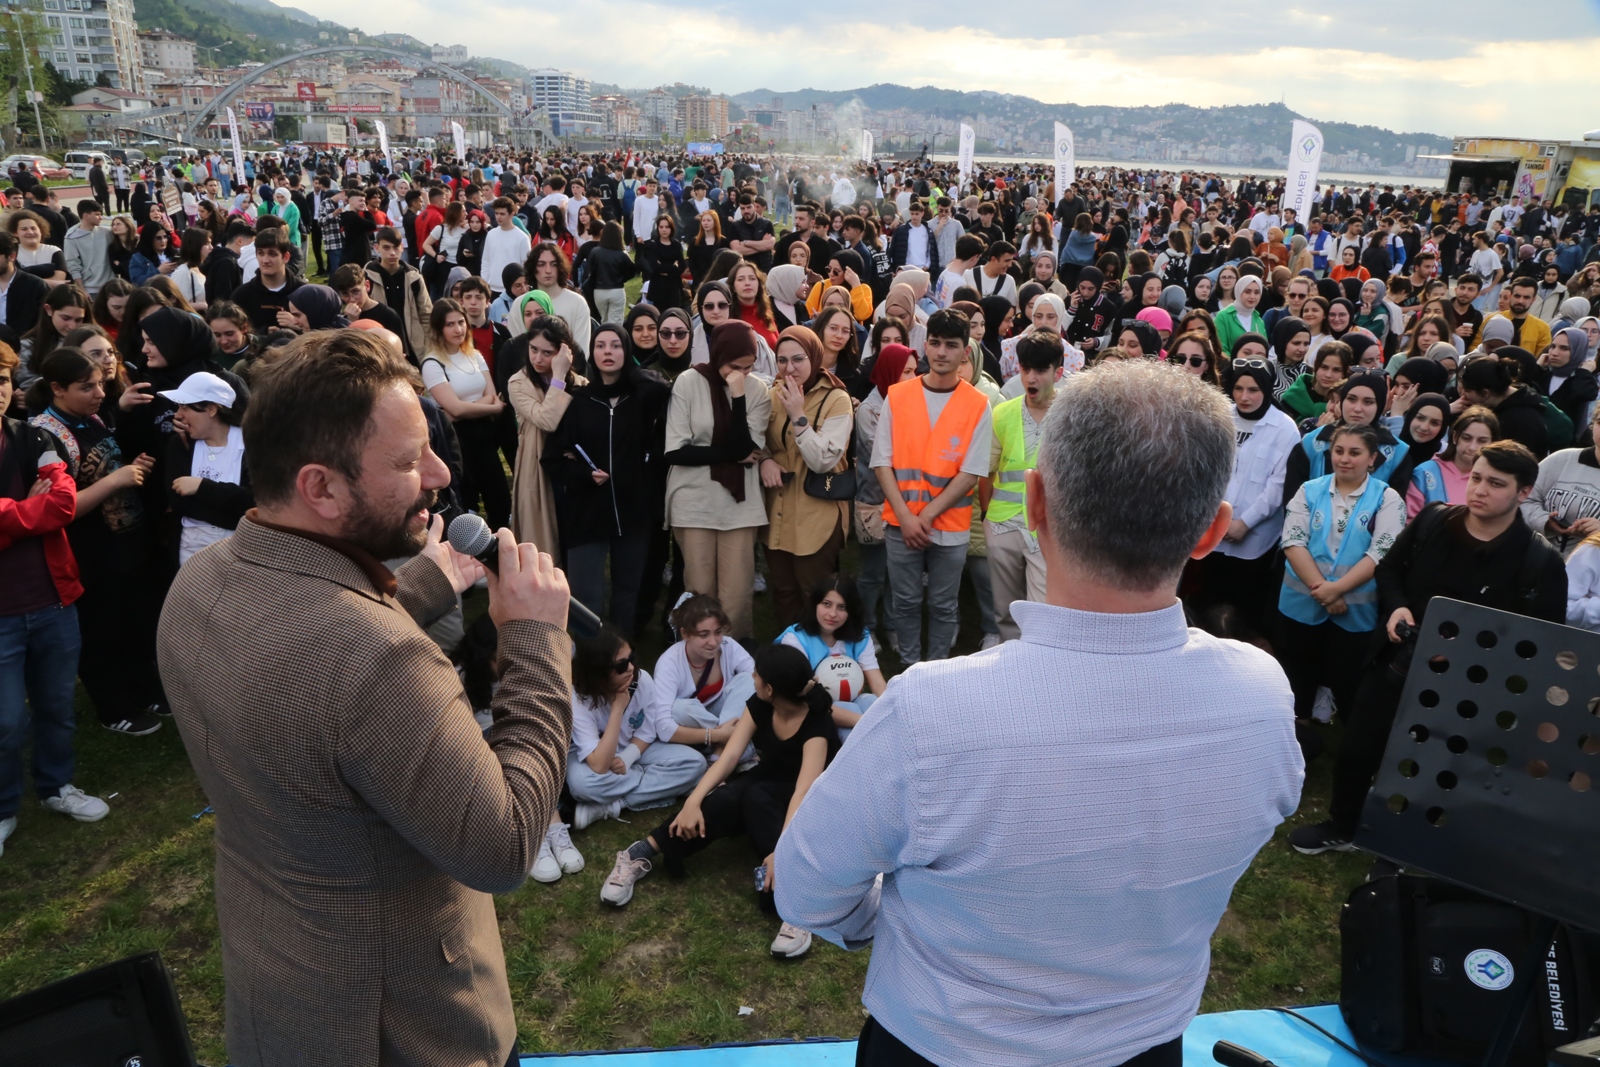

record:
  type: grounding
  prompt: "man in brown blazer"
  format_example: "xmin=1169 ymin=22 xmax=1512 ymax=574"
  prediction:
xmin=158 ymin=330 xmax=572 ymax=1067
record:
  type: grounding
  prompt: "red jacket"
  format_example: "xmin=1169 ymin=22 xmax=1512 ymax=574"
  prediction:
xmin=0 ymin=418 xmax=82 ymax=606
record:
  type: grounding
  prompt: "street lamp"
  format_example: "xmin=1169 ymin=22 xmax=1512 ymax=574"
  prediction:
xmin=197 ymin=41 xmax=233 ymax=67
xmin=5 ymin=7 xmax=46 ymax=151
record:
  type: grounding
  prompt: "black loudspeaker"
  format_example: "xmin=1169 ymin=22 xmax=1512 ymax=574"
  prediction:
xmin=0 ymin=951 xmax=198 ymax=1067
xmin=1341 ymin=875 xmax=1595 ymax=1067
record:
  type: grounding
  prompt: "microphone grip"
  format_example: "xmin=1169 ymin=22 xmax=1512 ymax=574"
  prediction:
xmin=469 ymin=543 xmax=603 ymax=637
xmin=1213 ymin=1041 xmax=1277 ymax=1067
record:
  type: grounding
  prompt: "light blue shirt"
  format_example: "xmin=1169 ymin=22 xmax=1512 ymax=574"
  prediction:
xmin=776 ymin=600 xmax=1304 ymax=1067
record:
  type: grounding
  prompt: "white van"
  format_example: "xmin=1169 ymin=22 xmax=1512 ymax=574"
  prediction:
xmin=64 ymin=150 xmax=106 ymax=180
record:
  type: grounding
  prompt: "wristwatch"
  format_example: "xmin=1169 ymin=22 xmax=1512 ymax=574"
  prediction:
xmin=793 ymin=416 xmax=809 ymax=429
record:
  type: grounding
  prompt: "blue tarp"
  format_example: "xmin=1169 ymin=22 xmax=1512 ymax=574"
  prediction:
xmin=522 ymin=1003 xmax=1370 ymax=1066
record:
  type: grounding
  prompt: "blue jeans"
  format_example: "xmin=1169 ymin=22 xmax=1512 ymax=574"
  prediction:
xmin=0 ymin=604 xmax=82 ymax=818
xmin=566 ymin=743 xmax=706 ymax=810
xmin=835 ymin=692 xmax=877 ymax=744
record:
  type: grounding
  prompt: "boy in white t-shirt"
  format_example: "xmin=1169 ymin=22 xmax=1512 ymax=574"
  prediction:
xmin=933 ymin=233 xmax=986 ymax=308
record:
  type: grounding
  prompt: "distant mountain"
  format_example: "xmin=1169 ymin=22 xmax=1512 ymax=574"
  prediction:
xmin=730 ymin=84 xmax=1448 ymax=167
xmin=223 ymin=0 xmax=319 ymax=26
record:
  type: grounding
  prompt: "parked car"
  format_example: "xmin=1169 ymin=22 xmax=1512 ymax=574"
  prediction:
xmin=64 ymin=151 xmax=104 ymax=180
xmin=1 ymin=154 xmax=71 ymax=180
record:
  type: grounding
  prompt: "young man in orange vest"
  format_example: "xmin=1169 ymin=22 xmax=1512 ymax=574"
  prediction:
xmin=871 ymin=307 xmax=994 ymax=664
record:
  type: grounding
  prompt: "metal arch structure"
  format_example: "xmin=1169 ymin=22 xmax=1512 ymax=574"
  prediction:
xmin=182 ymin=44 xmax=546 ymax=147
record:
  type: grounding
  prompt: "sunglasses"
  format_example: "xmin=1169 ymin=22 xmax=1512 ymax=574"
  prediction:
xmin=1232 ymin=358 xmax=1270 ymax=371
xmin=1173 ymin=355 xmax=1210 ymax=368
xmin=658 ymin=328 xmax=689 ymax=340
xmin=701 ymin=300 xmax=729 ymax=311
xmin=612 ymin=654 xmax=635 ymax=675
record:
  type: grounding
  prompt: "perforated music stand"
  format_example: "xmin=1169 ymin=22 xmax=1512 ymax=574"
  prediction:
xmin=1355 ymin=598 xmax=1600 ymax=931
xmin=1354 ymin=598 xmax=1600 ymax=1067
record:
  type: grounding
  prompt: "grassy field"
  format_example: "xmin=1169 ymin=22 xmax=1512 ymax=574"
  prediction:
xmin=0 ymin=546 xmax=1373 ymax=1064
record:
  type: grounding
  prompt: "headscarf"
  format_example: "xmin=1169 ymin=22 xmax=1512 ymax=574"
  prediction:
xmin=1316 ymin=278 xmax=1343 ymax=303
xmin=141 ymin=306 xmax=223 ymax=389
xmin=882 ymin=283 xmax=917 ymax=326
xmin=444 ymin=265 xmax=471 ymax=294
xmin=1556 ymin=326 xmax=1591 ymax=379
xmin=978 ymin=294 xmax=1013 ymax=375
xmin=776 ymin=324 xmax=832 ymax=393
xmin=623 ymin=303 xmax=662 ymax=366
xmin=288 ymin=284 xmax=348 ymax=330
xmin=1399 ymin=392 xmax=1452 ymax=462
xmin=1034 ymin=292 xmax=1067 ymax=327
xmin=1129 ymin=272 xmax=1161 ymax=310
xmin=1288 ymin=233 xmax=1308 ymax=263
xmin=870 ymin=342 xmax=915 ymax=399
xmin=1159 ymin=284 xmax=1188 ymax=321
xmin=1554 ymin=297 xmax=1589 ymax=329
xmin=1230 ymin=331 xmax=1270 ymax=359
xmin=1340 ymin=369 xmax=1387 ymax=415
xmin=693 ymin=320 xmax=759 ymax=502
xmin=1269 ymin=316 xmax=1310 ymax=363
xmin=1329 ymin=297 xmax=1359 ymax=339
xmin=1076 ymin=265 xmax=1105 ymax=292
xmin=1427 ymin=341 xmax=1460 ymax=365
xmin=1231 ymin=359 xmax=1277 ymax=422
xmin=587 ymin=323 xmax=633 ymax=399
xmin=1343 ymin=330 xmax=1379 ymax=369
xmin=1122 ymin=320 xmax=1163 ymax=358
xmin=1361 ymin=277 xmax=1388 ymax=308
xmin=1030 ymin=249 xmax=1057 ymax=279
xmin=1016 ymin=281 xmax=1046 ymax=319
xmin=766 ymin=264 xmax=807 ymax=326
xmin=896 ymin=269 xmax=931 ymax=304
xmin=818 ymin=284 xmax=853 ymax=312
xmin=1135 ymin=306 xmax=1172 ymax=336
xmin=1393 ymin=357 xmax=1448 ymax=396
xmin=654 ymin=307 xmax=694 ymax=377
xmin=507 ymin=289 xmax=555 ymax=337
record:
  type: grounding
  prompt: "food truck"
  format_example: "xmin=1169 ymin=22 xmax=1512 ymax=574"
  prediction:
xmin=1424 ymin=134 xmax=1600 ymax=209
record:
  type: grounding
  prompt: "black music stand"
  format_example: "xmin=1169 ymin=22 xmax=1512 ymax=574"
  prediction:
xmin=1355 ymin=598 xmax=1600 ymax=1067
xmin=0 ymin=950 xmax=197 ymax=1067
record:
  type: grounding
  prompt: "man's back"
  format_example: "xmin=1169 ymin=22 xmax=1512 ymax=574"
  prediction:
xmin=779 ymin=602 xmax=1303 ymax=1067
xmin=158 ymin=518 xmax=571 ymax=1067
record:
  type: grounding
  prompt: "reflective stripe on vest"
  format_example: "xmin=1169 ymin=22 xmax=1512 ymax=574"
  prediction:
xmin=987 ymin=397 xmax=1034 ymax=524
xmin=882 ymin=377 xmax=988 ymax=533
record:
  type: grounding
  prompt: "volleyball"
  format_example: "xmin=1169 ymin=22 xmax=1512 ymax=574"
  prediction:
xmin=815 ymin=655 xmax=866 ymax=702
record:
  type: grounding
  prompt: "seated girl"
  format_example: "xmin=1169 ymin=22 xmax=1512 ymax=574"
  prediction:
xmin=601 ymin=643 xmax=840 ymax=960
xmin=777 ymin=574 xmax=887 ymax=739
xmin=651 ymin=594 xmax=757 ymax=763
xmin=559 ymin=626 xmax=708 ymax=836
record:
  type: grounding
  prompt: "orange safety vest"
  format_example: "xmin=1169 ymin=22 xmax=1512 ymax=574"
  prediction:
xmin=881 ymin=376 xmax=987 ymax=533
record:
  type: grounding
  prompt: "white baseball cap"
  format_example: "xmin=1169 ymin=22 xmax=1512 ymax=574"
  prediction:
xmin=159 ymin=371 xmax=236 ymax=409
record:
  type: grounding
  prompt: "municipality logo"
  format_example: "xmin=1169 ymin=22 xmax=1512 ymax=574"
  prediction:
xmin=1057 ymin=137 xmax=1072 ymax=156
xmin=1464 ymin=949 xmax=1514 ymax=991
xmin=1298 ymin=135 xmax=1320 ymax=161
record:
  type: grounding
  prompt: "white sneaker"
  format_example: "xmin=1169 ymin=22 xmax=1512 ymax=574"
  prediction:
xmin=0 ymin=816 xmax=15 ymax=857
xmin=886 ymin=630 xmax=900 ymax=654
xmin=770 ymin=922 xmax=812 ymax=958
xmin=573 ymin=799 xmax=621 ymax=831
xmin=531 ymin=836 xmax=563 ymax=883
xmin=1312 ymin=686 xmax=1337 ymax=724
xmin=42 ymin=785 xmax=109 ymax=823
xmin=547 ymin=822 xmax=584 ymax=874
xmin=601 ymin=849 xmax=651 ymax=906
xmin=980 ymin=634 xmax=1002 ymax=650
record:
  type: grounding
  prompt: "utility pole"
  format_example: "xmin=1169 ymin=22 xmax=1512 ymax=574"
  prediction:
xmin=7 ymin=9 xmax=45 ymax=150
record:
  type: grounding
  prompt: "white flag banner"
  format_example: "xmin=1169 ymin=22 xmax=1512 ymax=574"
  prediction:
xmin=451 ymin=121 xmax=466 ymax=160
xmin=1284 ymin=119 xmax=1324 ymax=222
xmin=375 ymin=118 xmax=392 ymax=174
xmin=1053 ymin=122 xmax=1075 ymax=200
xmin=957 ymin=123 xmax=975 ymax=188
xmin=225 ymin=107 xmax=246 ymax=194
xmin=859 ymin=128 xmax=873 ymax=164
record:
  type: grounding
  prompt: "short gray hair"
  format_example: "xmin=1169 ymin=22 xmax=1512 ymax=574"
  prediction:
xmin=1037 ymin=360 xmax=1234 ymax=590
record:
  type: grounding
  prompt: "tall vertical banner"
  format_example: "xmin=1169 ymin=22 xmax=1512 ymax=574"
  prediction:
xmin=375 ymin=118 xmax=392 ymax=174
xmin=225 ymin=107 xmax=246 ymax=194
xmin=450 ymin=121 xmax=466 ymax=161
xmin=1284 ymin=119 xmax=1324 ymax=221
xmin=957 ymin=123 xmax=974 ymax=189
xmin=1054 ymin=122 xmax=1075 ymax=199
xmin=859 ymin=129 xmax=873 ymax=164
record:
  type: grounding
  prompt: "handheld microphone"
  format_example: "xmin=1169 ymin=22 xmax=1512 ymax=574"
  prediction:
xmin=1212 ymin=1041 xmax=1278 ymax=1067
xmin=445 ymin=512 xmax=603 ymax=637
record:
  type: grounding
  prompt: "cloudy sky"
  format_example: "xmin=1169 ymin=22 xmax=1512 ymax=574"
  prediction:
xmin=289 ymin=0 xmax=1599 ymax=138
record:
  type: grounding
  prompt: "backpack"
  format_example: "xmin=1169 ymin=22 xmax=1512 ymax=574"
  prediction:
xmin=619 ymin=178 xmax=638 ymax=214
xmin=1160 ymin=252 xmax=1189 ymax=289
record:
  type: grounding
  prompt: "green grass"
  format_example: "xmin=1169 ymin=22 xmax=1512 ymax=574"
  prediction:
xmin=0 ymin=547 xmax=1371 ymax=1064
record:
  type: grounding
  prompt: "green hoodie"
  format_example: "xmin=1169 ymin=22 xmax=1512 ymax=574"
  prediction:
xmin=1279 ymin=371 xmax=1330 ymax=423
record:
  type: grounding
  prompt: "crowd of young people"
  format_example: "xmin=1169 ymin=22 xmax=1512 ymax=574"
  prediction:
xmin=4 ymin=142 xmax=1598 ymax=955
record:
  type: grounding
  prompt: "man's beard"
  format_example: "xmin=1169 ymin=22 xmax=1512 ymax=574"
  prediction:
xmin=341 ymin=485 xmax=436 ymax=561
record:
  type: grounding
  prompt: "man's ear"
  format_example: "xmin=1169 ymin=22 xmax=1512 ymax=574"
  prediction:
xmin=1191 ymin=502 xmax=1233 ymax=559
